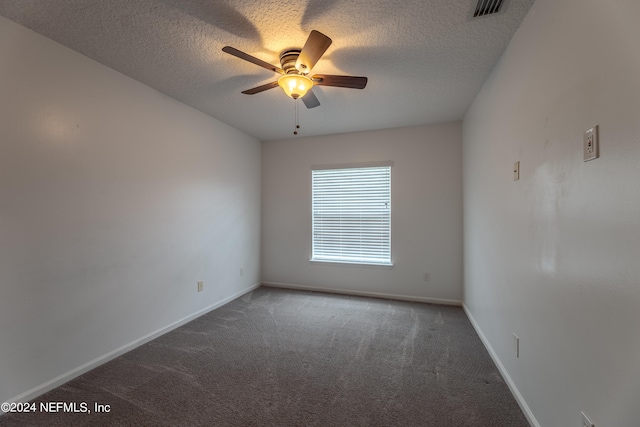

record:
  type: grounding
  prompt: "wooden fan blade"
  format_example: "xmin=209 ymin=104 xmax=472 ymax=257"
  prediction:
xmin=301 ymin=89 xmax=320 ymax=109
xmin=312 ymin=74 xmax=368 ymax=89
xmin=241 ymin=81 xmax=279 ymax=95
xmin=295 ymin=30 xmax=332 ymax=73
xmin=222 ymin=46 xmax=284 ymax=74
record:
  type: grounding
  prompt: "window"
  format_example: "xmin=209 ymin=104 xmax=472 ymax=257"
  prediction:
xmin=311 ymin=162 xmax=392 ymax=266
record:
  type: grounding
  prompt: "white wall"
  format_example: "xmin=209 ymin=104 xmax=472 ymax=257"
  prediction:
xmin=262 ymin=123 xmax=462 ymax=303
xmin=462 ymin=0 xmax=640 ymax=426
xmin=0 ymin=16 xmax=261 ymax=404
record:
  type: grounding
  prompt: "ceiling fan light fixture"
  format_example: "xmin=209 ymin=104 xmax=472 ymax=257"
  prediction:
xmin=278 ymin=74 xmax=313 ymax=99
xmin=223 ymin=30 xmax=366 ymax=108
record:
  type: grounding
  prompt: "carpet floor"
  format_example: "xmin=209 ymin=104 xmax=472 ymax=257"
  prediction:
xmin=0 ymin=286 xmax=529 ymax=426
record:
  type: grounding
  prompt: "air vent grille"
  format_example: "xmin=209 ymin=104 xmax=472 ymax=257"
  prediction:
xmin=473 ymin=0 xmax=505 ymax=18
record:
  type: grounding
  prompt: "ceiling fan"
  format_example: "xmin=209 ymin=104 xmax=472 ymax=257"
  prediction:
xmin=222 ymin=30 xmax=368 ymax=109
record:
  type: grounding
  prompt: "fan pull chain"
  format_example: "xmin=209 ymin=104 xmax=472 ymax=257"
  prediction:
xmin=293 ymin=98 xmax=300 ymax=135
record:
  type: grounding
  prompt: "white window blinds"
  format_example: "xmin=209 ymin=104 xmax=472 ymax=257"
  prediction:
xmin=312 ymin=163 xmax=392 ymax=266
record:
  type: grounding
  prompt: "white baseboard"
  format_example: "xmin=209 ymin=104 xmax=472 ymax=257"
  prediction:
xmin=6 ymin=283 xmax=260 ymax=406
xmin=462 ymin=304 xmax=540 ymax=427
xmin=261 ymin=281 xmax=462 ymax=306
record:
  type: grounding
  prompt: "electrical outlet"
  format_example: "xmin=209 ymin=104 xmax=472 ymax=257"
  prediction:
xmin=513 ymin=161 xmax=520 ymax=181
xmin=583 ymin=125 xmax=599 ymax=162
xmin=423 ymin=273 xmax=430 ymax=282
xmin=197 ymin=281 xmax=203 ymax=292
xmin=513 ymin=333 xmax=520 ymax=358
xmin=581 ymin=411 xmax=595 ymax=427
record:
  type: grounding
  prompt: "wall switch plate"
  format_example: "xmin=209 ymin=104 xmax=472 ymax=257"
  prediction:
xmin=513 ymin=161 xmax=520 ymax=181
xmin=423 ymin=273 xmax=430 ymax=282
xmin=197 ymin=281 xmax=204 ymax=292
xmin=240 ymin=267 xmax=244 ymax=277
xmin=584 ymin=125 xmax=599 ymax=161
xmin=513 ymin=333 xmax=520 ymax=358
xmin=581 ymin=411 xmax=595 ymax=427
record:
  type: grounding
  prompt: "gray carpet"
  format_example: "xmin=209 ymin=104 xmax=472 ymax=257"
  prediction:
xmin=1 ymin=286 xmax=529 ymax=426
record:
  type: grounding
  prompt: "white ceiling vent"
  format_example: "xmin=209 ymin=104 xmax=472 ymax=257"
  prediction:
xmin=472 ymin=0 xmax=509 ymax=18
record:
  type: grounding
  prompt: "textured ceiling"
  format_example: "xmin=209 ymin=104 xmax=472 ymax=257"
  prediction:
xmin=0 ymin=0 xmax=534 ymax=141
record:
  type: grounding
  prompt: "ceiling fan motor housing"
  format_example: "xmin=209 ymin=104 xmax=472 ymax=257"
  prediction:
xmin=279 ymin=49 xmax=303 ymax=74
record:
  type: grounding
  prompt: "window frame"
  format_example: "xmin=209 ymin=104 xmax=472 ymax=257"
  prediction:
xmin=310 ymin=161 xmax=393 ymax=267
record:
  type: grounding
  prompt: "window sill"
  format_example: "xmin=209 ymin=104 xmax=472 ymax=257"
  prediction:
xmin=309 ymin=259 xmax=394 ymax=269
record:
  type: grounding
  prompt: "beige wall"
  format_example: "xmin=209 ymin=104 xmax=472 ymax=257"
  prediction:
xmin=0 ymin=16 xmax=261 ymax=404
xmin=262 ymin=123 xmax=463 ymax=304
xmin=463 ymin=0 xmax=640 ymax=426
